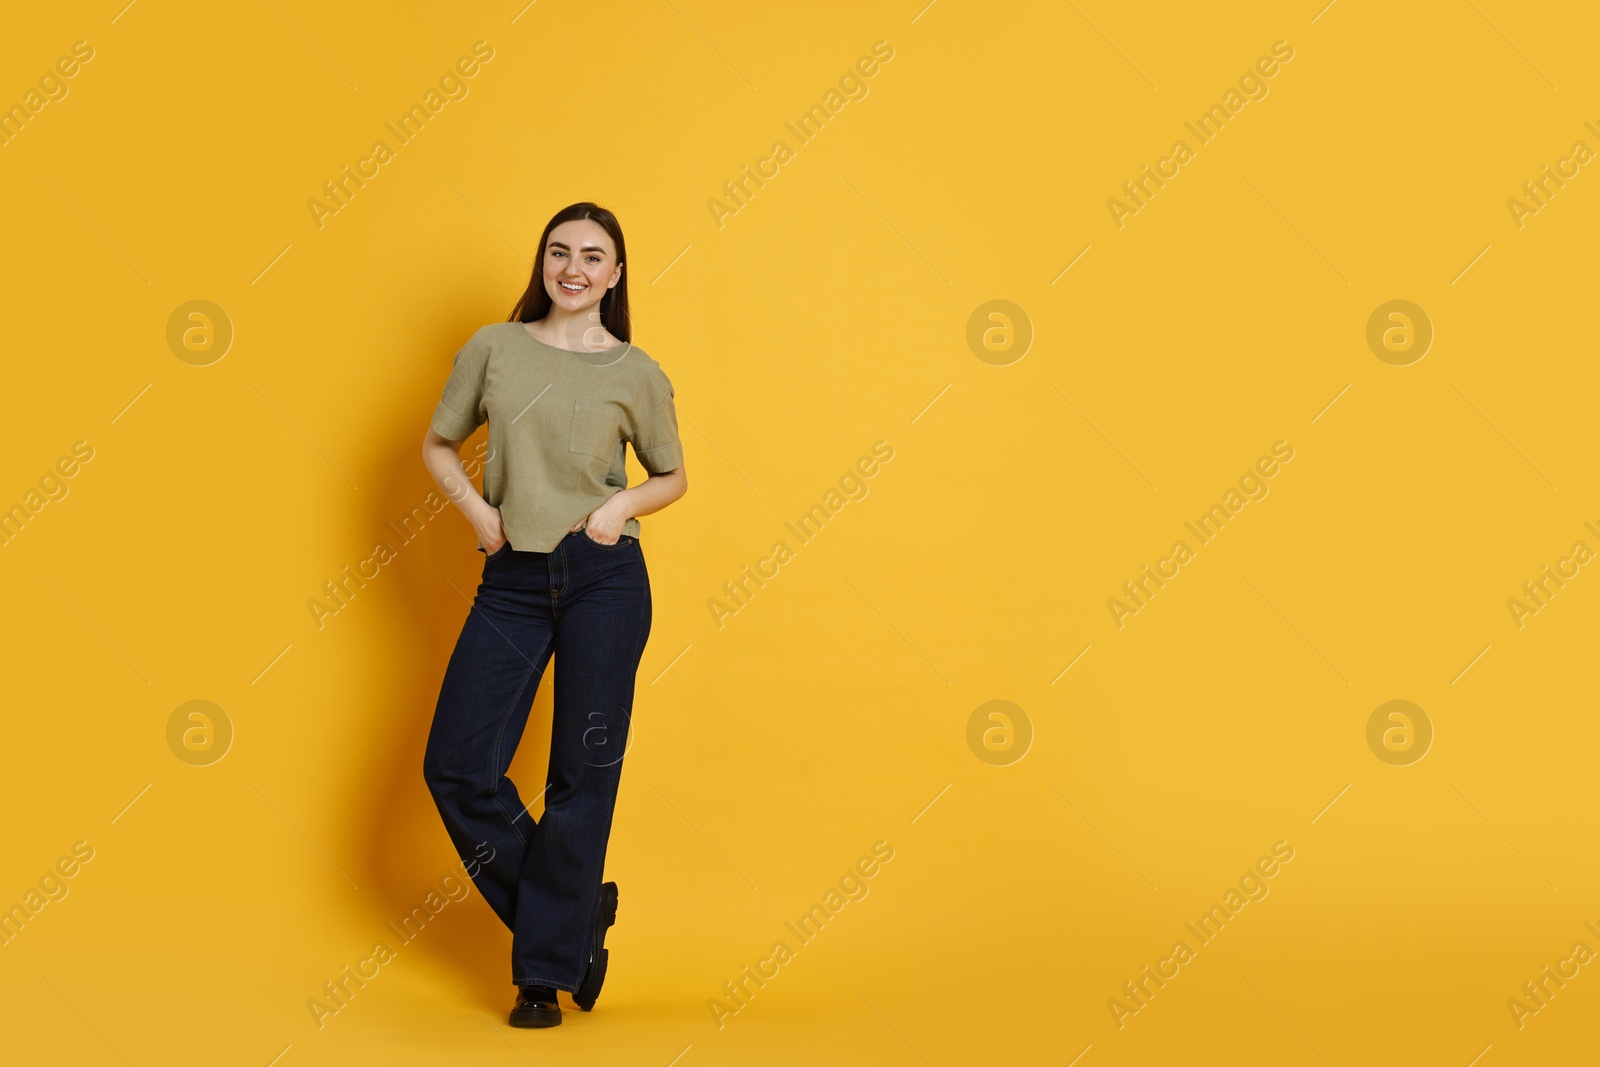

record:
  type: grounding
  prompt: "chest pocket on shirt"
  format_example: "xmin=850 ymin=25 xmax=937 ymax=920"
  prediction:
xmin=568 ymin=397 xmax=621 ymax=463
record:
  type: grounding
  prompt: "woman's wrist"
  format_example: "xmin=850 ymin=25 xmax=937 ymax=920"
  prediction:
xmin=461 ymin=496 xmax=497 ymax=529
xmin=436 ymin=468 xmax=480 ymax=510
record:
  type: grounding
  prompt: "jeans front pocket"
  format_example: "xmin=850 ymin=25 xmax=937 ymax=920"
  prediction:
xmin=581 ymin=528 xmax=633 ymax=550
xmin=483 ymin=541 xmax=512 ymax=562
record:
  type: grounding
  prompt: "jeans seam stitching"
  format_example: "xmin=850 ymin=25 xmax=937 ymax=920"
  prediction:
xmin=488 ymin=633 xmax=553 ymax=847
xmin=577 ymin=574 xmax=649 ymax=961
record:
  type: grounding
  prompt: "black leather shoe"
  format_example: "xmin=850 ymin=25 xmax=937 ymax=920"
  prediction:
xmin=509 ymin=984 xmax=561 ymax=1028
xmin=573 ymin=881 xmax=619 ymax=1011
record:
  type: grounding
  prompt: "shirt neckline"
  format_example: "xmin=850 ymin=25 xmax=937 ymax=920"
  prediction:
xmin=514 ymin=321 xmax=632 ymax=366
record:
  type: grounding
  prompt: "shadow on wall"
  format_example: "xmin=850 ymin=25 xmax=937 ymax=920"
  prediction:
xmin=314 ymin=334 xmax=559 ymax=1006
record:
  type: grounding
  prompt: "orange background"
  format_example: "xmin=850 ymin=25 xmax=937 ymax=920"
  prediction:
xmin=2 ymin=2 xmax=1597 ymax=1064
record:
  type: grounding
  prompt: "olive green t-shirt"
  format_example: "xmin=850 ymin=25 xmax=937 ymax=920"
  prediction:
xmin=429 ymin=321 xmax=684 ymax=553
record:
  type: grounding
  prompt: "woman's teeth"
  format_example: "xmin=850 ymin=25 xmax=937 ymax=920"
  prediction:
xmin=560 ymin=281 xmax=586 ymax=292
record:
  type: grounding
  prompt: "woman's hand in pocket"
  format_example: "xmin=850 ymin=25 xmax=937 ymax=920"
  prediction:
xmin=474 ymin=506 xmax=509 ymax=554
xmin=571 ymin=495 xmax=630 ymax=544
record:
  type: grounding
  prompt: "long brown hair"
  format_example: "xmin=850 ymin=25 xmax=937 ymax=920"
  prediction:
xmin=507 ymin=201 xmax=631 ymax=343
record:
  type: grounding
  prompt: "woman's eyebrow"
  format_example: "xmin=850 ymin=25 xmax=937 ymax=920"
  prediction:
xmin=548 ymin=241 xmax=608 ymax=255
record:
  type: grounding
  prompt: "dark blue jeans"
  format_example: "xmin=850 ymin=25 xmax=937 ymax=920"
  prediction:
xmin=423 ymin=527 xmax=652 ymax=990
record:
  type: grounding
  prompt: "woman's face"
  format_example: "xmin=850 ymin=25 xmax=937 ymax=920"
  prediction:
xmin=542 ymin=219 xmax=621 ymax=321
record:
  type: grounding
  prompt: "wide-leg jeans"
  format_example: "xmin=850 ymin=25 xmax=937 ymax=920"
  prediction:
xmin=423 ymin=527 xmax=651 ymax=990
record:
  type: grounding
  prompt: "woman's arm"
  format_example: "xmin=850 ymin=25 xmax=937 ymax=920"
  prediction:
xmin=421 ymin=428 xmax=507 ymax=548
xmin=625 ymin=464 xmax=688 ymax=520
xmin=575 ymin=464 xmax=689 ymax=537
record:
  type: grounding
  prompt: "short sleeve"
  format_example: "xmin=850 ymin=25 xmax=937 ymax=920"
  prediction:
xmin=629 ymin=363 xmax=684 ymax=474
xmin=430 ymin=327 xmax=491 ymax=441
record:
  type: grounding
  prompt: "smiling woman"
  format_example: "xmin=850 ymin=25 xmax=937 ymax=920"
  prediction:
xmin=425 ymin=319 xmax=680 ymax=551
xmin=418 ymin=201 xmax=688 ymax=1029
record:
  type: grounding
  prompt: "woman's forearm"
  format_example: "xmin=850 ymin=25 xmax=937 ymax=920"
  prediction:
xmin=422 ymin=433 xmax=494 ymax=526
xmin=619 ymin=467 xmax=687 ymax=520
